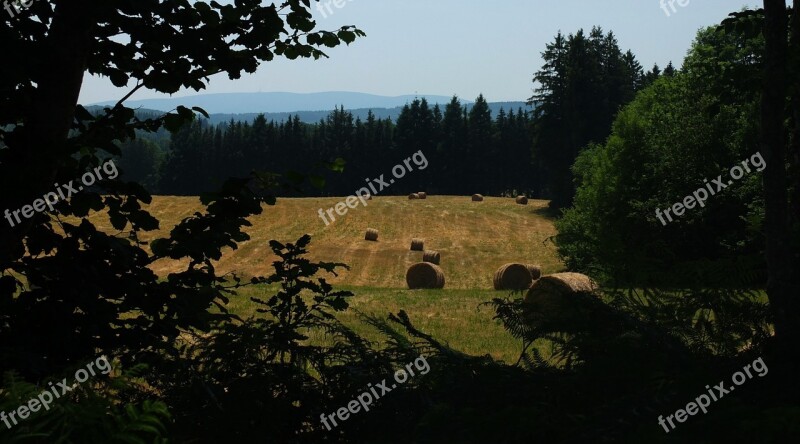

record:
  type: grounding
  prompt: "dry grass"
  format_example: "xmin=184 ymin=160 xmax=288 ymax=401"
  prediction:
xmin=86 ymin=195 xmax=564 ymax=290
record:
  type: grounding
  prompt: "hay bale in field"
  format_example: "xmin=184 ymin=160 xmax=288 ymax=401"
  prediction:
xmin=365 ymin=228 xmax=379 ymax=242
xmin=525 ymin=264 xmax=542 ymax=280
xmin=409 ymin=193 xmax=420 ymax=200
xmin=406 ymin=262 xmax=445 ymax=289
xmin=422 ymin=250 xmax=441 ymax=265
xmin=525 ymin=273 xmax=597 ymax=301
xmin=418 ymin=192 xmax=427 ymax=199
xmin=521 ymin=273 xmax=691 ymax=354
xmin=367 ymin=194 xmax=373 ymax=200
xmin=522 ymin=272 xmax=599 ymax=330
xmin=493 ymin=263 xmax=534 ymax=290
xmin=410 ymin=238 xmax=424 ymax=251
xmin=472 ymin=194 xmax=484 ymax=202
xmin=516 ymin=195 xmax=529 ymax=205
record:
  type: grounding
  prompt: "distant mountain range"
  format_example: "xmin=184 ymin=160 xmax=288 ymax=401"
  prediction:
xmin=92 ymin=92 xmax=465 ymax=114
xmin=87 ymin=92 xmax=532 ymax=124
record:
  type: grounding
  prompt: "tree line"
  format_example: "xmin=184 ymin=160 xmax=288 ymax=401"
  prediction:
xmin=118 ymin=95 xmax=537 ymax=197
xmin=530 ymin=27 xmax=670 ymax=208
xmin=121 ymin=26 xmax=667 ymax=202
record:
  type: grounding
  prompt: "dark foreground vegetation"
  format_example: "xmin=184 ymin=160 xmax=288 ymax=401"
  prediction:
xmin=1 ymin=1 xmax=798 ymax=443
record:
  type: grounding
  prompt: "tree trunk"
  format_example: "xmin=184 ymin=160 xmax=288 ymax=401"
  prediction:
xmin=790 ymin=4 xmax=800 ymax=225
xmin=23 ymin=0 xmax=95 ymax=189
xmin=0 ymin=1 xmax=95 ymax=263
xmin=761 ymin=0 xmax=799 ymax=353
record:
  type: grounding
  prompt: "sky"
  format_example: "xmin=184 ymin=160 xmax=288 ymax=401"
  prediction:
xmin=78 ymin=0 xmax=761 ymax=105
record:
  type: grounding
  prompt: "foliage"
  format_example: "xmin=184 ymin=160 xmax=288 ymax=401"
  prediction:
xmin=530 ymin=27 xmax=653 ymax=208
xmin=485 ymin=278 xmax=789 ymax=443
xmin=152 ymin=236 xmax=432 ymax=443
xmin=0 ymin=0 xmax=364 ymax=379
xmin=554 ymin=24 xmax=767 ymax=283
xmin=0 ymin=364 xmax=170 ymax=444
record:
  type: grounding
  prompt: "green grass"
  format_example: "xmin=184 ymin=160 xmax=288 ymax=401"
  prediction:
xmin=228 ymin=284 xmax=524 ymax=364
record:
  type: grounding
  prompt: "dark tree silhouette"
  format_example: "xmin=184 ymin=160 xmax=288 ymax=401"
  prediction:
xmin=759 ymin=0 xmax=800 ymax=351
xmin=0 ymin=0 xmax=364 ymax=377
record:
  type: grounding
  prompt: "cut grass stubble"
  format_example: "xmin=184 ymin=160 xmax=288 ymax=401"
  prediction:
xmin=228 ymin=284 xmax=524 ymax=363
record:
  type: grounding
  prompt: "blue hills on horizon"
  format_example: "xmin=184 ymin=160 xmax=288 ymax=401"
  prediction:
xmin=92 ymin=91 xmax=466 ymax=114
xmin=88 ymin=91 xmax=532 ymax=124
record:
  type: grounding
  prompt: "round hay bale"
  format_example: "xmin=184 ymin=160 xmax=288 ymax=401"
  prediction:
xmin=410 ymin=238 xmax=424 ymax=251
xmin=418 ymin=192 xmax=427 ymax=199
xmin=422 ymin=250 xmax=441 ymax=265
xmin=493 ymin=263 xmax=534 ymax=290
xmin=367 ymin=194 xmax=373 ymax=200
xmin=472 ymin=194 xmax=484 ymax=202
xmin=525 ymin=273 xmax=597 ymax=301
xmin=406 ymin=262 xmax=445 ymax=289
xmin=364 ymin=228 xmax=379 ymax=242
xmin=516 ymin=195 xmax=529 ymax=205
xmin=522 ymin=273 xmax=599 ymax=329
xmin=409 ymin=193 xmax=419 ymax=200
xmin=525 ymin=264 xmax=542 ymax=280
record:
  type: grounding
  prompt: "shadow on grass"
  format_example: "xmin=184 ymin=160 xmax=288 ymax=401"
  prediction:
xmin=530 ymin=205 xmax=561 ymax=220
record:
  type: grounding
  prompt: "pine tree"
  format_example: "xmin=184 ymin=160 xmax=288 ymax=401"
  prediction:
xmin=531 ymin=28 xmax=644 ymax=208
xmin=440 ymin=96 xmax=466 ymax=193
xmin=643 ymin=63 xmax=662 ymax=87
xmin=622 ymin=50 xmax=645 ymax=91
xmin=468 ymin=94 xmax=493 ymax=192
xmin=663 ymin=61 xmax=677 ymax=77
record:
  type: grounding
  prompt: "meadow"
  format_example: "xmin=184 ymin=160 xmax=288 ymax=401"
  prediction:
xmin=90 ymin=195 xmax=565 ymax=363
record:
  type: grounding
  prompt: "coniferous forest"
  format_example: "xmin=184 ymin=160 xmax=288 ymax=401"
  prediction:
xmin=120 ymin=28 xmax=664 ymax=199
xmin=151 ymin=97 xmax=534 ymax=197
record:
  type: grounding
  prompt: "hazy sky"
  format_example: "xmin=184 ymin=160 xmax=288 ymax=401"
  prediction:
xmin=79 ymin=0 xmax=760 ymax=105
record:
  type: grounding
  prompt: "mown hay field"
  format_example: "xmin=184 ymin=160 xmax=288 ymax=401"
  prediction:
xmin=89 ymin=195 xmax=565 ymax=362
xmin=90 ymin=195 xmax=563 ymax=288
